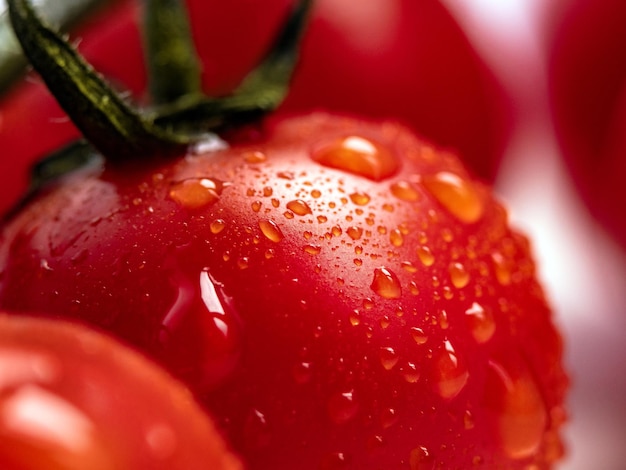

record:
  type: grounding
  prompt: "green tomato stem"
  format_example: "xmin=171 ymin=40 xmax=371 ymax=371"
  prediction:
xmin=142 ymin=0 xmax=203 ymax=106
xmin=7 ymin=0 xmax=190 ymax=160
xmin=6 ymin=0 xmax=314 ymax=163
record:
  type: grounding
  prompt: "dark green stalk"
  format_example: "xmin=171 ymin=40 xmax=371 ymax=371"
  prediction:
xmin=154 ymin=0 xmax=315 ymax=130
xmin=6 ymin=0 xmax=314 ymax=162
xmin=7 ymin=0 xmax=190 ymax=160
xmin=142 ymin=0 xmax=203 ymax=106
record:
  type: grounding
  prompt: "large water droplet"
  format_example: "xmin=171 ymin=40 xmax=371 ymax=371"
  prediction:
xmin=410 ymin=327 xmax=428 ymax=345
xmin=379 ymin=347 xmax=399 ymax=370
xmin=346 ymin=226 xmax=363 ymax=240
xmin=416 ymin=246 xmax=435 ymax=267
xmin=465 ymin=302 xmax=495 ymax=343
xmin=259 ymin=219 xmax=284 ymax=243
xmin=492 ymin=252 xmax=512 ymax=286
xmin=449 ymin=262 xmax=470 ymax=288
xmin=370 ymin=267 xmax=402 ymax=299
xmin=311 ymin=136 xmax=399 ymax=181
xmin=349 ymin=191 xmax=371 ymax=206
xmin=485 ymin=358 xmax=548 ymax=460
xmin=209 ymin=219 xmax=226 ymax=234
xmin=422 ymin=172 xmax=484 ymax=223
xmin=169 ymin=178 xmax=228 ymax=209
xmin=160 ymin=269 xmax=241 ymax=390
xmin=287 ymin=199 xmax=313 ymax=216
xmin=432 ymin=340 xmax=468 ymax=399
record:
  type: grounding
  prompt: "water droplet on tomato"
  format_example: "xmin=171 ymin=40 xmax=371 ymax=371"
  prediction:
xmin=347 ymin=226 xmax=363 ymax=240
xmin=160 ymin=270 xmax=241 ymax=390
xmin=402 ymin=362 xmax=420 ymax=383
xmin=210 ymin=219 xmax=226 ymax=234
xmin=251 ymin=200 xmax=262 ymax=212
xmin=370 ymin=267 xmax=402 ymax=299
xmin=485 ymin=358 xmax=548 ymax=459
xmin=449 ymin=262 xmax=470 ymax=288
xmin=390 ymin=229 xmax=404 ymax=247
xmin=292 ymin=361 xmax=313 ymax=384
xmin=380 ymin=408 xmax=398 ymax=429
xmin=349 ymin=191 xmax=371 ymax=206
xmin=410 ymin=327 xmax=428 ymax=345
xmin=259 ymin=219 xmax=284 ymax=243
xmin=327 ymin=390 xmax=359 ymax=424
xmin=304 ymin=244 xmax=322 ymax=255
xmin=409 ymin=446 xmax=433 ymax=470
xmin=286 ymin=199 xmax=313 ymax=216
xmin=349 ymin=311 xmax=361 ymax=326
xmin=432 ymin=340 xmax=468 ymax=399
xmin=416 ymin=246 xmax=435 ymax=266
xmin=391 ymin=180 xmax=421 ymax=202
xmin=237 ymin=257 xmax=249 ymax=270
xmin=465 ymin=302 xmax=495 ymax=343
xmin=311 ymin=136 xmax=399 ymax=181
xmin=319 ymin=451 xmax=350 ymax=469
xmin=379 ymin=347 xmax=399 ymax=370
xmin=422 ymin=172 xmax=484 ymax=223
xmin=492 ymin=252 xmax=512 ymax=285
xmin=243 ymin=408 xmax=271 ymax=450
xmin=243 ymin=150 xmax=267 ymax=163
xmin=169 ymin=178 xmax=228 ymax=209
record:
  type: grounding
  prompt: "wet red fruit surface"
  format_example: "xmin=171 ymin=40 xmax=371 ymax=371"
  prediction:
xmin=0 ymin=314 xmax=242 ymax=470
xmin=0 ymin=113 xmax=567 ymax=469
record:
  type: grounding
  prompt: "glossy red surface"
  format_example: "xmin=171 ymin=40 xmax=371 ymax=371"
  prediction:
xmin=0 ymin=113 xmax=567 ymax=469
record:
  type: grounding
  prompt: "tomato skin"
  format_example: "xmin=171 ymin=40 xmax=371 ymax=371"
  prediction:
xmin=548 ymin=0 xmax=626 ymax=247
xmin=0 ymin=113 xmax=566 ymax=468
xmin=0 ymin=314 xmax=242 ymax=470
xmin=0 ymin=0 xmax=511 ymax=216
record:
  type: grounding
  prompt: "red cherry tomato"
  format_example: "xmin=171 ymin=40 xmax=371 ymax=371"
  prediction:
xmin=0 ymin=0 xmax=511 ymax=216
xmin=0 ymin=314 xmax=242 ymax=470
xmin=548 ymin=0 xmax=626 ymax=247
xmin=0 ymin=112 xmax=567 ymax=469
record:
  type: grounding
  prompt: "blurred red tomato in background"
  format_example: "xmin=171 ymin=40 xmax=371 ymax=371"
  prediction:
xmin=547 ymin=0 xmax=626 ymax=248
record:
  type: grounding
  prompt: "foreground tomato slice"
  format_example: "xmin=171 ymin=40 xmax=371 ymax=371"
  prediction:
xmin=0 ymin=314 xmax=242 ymax=470
xmin=0 ymin=113 xmax=567 ymax=469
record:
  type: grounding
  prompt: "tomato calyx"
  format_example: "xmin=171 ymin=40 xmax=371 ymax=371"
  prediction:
xmin=7 ymin=0 xmax=313 ymax=161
